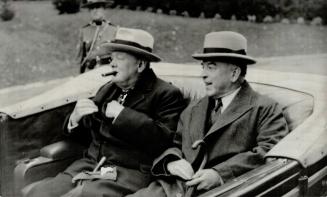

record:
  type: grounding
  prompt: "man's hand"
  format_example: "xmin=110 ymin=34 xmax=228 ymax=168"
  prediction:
xmin=186 ymin=169 xmax=223 ymax=191
xmin=105 ymin=101 xmax=124 ymax=119
xmin=167 ymin=159 xmax=194 ymax=180
xmin=71 ymin=99 xmax=98 ymax=123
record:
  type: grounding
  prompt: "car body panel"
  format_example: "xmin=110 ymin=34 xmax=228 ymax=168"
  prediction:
xmin=0 ymin=66 xmax=112 ymax=118
xmin=1 ymin=62 xmax=326 ymax=167
xmin=0 ymin=56 xmax=326 ymax=196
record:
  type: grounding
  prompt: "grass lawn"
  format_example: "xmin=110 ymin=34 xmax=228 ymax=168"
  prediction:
xmin=1 ymin=1 xmax=327 ymax=89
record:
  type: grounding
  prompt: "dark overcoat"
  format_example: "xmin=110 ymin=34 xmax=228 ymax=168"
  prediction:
xmin=26 ymin=68 xmax=186 ymax=197
xmin=129 ymin=81 xmax=289 ymax=197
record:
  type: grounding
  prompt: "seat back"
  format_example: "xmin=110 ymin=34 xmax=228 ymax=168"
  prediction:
xmin=0 ymin=74 xmax=314 ymax=196
xmin=249 ymin=83 xmax=314 ymax=131
xmin=161 ymin=76 xmax=314 ymax=131
xmin=0 ymin=104 xmax=75 ymax=197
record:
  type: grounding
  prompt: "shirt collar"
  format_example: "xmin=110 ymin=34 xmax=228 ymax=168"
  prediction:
xmin=220 ymin=87 xmax=241 ymax=113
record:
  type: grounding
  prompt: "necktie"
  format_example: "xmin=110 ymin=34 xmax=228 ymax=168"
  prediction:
xmin=210 ymin=98 xmax=222 ymax=126
xmin=117 ymin=90 xmax=129 ymax=105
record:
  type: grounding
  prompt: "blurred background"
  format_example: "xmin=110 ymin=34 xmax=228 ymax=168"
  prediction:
xmin=0 ymin=0 xmax=327 ymax=89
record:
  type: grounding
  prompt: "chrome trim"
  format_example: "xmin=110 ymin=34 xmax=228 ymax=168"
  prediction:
xmin=283 ymin=165 xmax=327 ymax=197
xmin=200 ymin=159 xmax=297 ymax=197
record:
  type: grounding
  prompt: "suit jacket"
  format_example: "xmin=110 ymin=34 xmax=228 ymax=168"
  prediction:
xmin=62 ymin=68 xmax=186 ymax=195
xmin=151 ymin=81 xmax=289 ymax=195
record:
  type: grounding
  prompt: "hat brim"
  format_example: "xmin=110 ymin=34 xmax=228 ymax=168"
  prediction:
xmin=89 ymin=43 xmax=162 ymax=62
xmin=192 ymin=53 xmax=256 ymax=65
xmin=81 ymin=1 xmax=113 ymax=8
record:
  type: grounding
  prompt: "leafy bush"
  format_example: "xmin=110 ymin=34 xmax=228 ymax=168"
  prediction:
xmin=233 ymin=0 xmax=325 ymax=23
xmin=109 ymin=0 xmax=326 ymax=24
xmin=303 ymin=0 xmax=327 ymax=24
xmin=317 ymin=1 xmax=327 ymax=25
xmin=252 ymin=0 xmax=277 ymax=22
xmin=0 ymin=1 xmax=15 ymax=21
xmin=213 ymin=0 xmax=278 ymax=22
xmin=216 ymin=0 xmax=236 ymax=20
xmin=52 ymin=0 xmax=81 ymax=14
xmin=303 ymin=0 xmax=322 ymax=20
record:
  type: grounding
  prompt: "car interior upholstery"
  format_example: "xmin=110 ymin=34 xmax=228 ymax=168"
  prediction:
xmin=0 ymin=75 xmax=314 ymax=197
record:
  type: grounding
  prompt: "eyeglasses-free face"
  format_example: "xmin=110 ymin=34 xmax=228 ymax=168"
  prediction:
xmin=109 ymin=51 xmax=143 ymax=89
xmin=89 ymin=7 xmax=105 ymax=21
xmin=201 ymin=61 xmax=239 ymax=99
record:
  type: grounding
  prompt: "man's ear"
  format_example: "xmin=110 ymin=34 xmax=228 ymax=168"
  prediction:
xmin=137 ymin=60 xmax=146 ymax=73
xmin=231 ymin=66 xmax=241 ymax=82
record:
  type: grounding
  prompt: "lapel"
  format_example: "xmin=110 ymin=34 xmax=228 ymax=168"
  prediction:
xmin=93 ymin=82 xmax=118 ymax=105
xmin=205 ymin=81 xmax=255 ymax=137
xmin=124 ymin=68 xmax=157 ymax=108
xmin=189 ymin=97 xmax=210 ymax=143
xmin=124 ymin=90 xmax=145 ymax=108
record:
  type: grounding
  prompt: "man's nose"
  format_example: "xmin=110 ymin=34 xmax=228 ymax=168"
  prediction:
xmin=110 ymin=61 xmax=117 ymax=68
xmin=201 ymin=68 xmax=208 ymax=79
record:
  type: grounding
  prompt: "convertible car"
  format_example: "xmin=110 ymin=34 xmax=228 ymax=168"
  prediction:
xmin=0 ymin=56 xmax=326 ymax=197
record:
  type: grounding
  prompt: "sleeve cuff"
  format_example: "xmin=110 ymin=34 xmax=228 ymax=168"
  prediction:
xmin=111 ymin=107 xmax=124 ymax=124
xmin=67 ymin=115 xmax=79 ymax=132
xmin=212 ymin=165 xmax=235 ymax=183
xmin=211 ymin=168 xmax=225 ymax=185
xmin=152 ymin=154 xmax=181 ymax=176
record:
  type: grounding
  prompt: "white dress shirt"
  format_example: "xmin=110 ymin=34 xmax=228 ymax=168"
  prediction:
xmin=220 ymin=87 xmax=241 ymax=113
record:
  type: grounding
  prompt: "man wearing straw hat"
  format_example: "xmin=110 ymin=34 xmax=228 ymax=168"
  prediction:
xmin=26 ymin=27 xmax=186 ymax=197
xmin=77 ymin=0 xmax=117 ymax=73
xmin=129 ymin=31 xmax=289 ymax=197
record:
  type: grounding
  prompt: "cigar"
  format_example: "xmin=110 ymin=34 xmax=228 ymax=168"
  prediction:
xmin=101 ymin=71 xmax=117 ymax=77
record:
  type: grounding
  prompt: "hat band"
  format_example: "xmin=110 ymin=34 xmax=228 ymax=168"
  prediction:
xmin=111 ymin=39 xmax=152 ymax=53
xmin=203 ymin=48 xmax=246 ymax=55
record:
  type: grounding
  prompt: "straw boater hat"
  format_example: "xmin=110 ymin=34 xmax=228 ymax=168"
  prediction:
xmin=192 ymin=31 xmax=256 ymax=65
xmin=81 ymin=0 xmax=113 ymax=8
xmin=91 ymin=27 xmax=161 ymax=62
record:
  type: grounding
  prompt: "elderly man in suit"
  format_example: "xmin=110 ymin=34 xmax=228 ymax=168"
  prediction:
xmin=128 ymin=31 xmax=289 ymax=197
xmin=26 ymin=27 xmax=186 ymax=197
